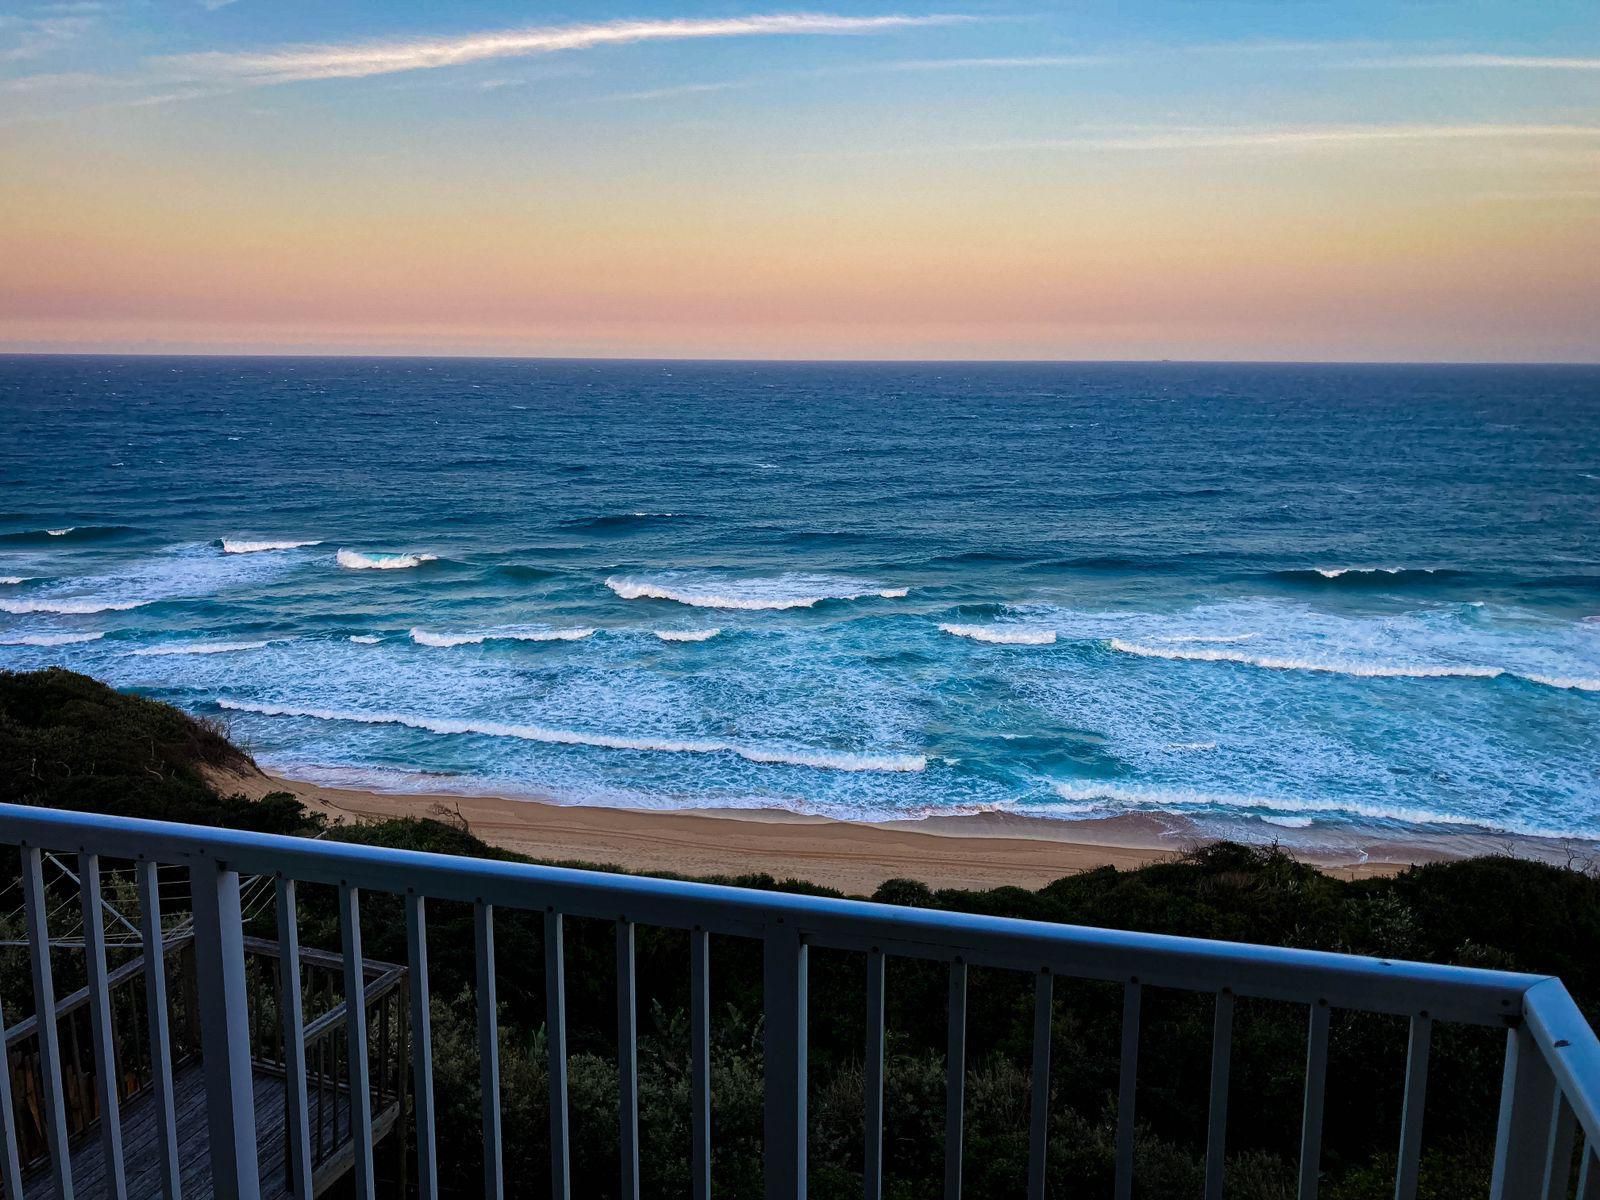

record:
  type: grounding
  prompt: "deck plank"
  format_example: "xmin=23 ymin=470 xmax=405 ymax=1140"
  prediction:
xmin=21 ymin=1065 xmax=354 ymax=1200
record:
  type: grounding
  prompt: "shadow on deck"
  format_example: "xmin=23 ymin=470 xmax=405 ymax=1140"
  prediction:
xmin=7 ymin=933 xmax=406 ymax=1199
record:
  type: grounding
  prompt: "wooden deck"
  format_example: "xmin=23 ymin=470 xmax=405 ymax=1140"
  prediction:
xmin=21 ymin=1062 xmax=376 ymax=1200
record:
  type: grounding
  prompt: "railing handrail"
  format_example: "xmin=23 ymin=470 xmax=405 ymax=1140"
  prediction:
xmin=0 ymin=801 xmax=1543 ymax=1023
xmin=2 ymin=931 xmax=192 ymax=1047
xmin=2 ymin=800 xmax=1597 ymax=1199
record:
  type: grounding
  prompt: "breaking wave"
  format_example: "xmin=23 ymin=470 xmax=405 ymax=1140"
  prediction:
xmin=606 ymin=573 xmax=906 ymax=610
xmin=337 ymin=549 xmax=438 ymax=570
xmin=0 ymin=525 xmax=132 ymax=545
xmin=655 ymin=629 xmax=721 ymax=642
xmin=217 ymin=699 xmax=926 ymax=773
xmin=1108 ymin=638 xmax=1504 ymax=680
xmin=1051 ymin=780 xmax=1492 ymax=831
xmin=0 ymin=577 xmax=25 ymax=585
xmin=939 ymin=623 xmax=1057 ymax=645
xmin=130 ymin=640 xmax=273 ymax=657
xmin=349 ymin=634 xmax=382 ymax=645
xmin=222 ymin=538 xmax=321 ymax=554
xmin=0 ymin=632 xmax=105 ymax=646
xmin=0 ymin=597 xmax=151 ymax=614
xmin=410 ymin=626 xmax=595 ymax=647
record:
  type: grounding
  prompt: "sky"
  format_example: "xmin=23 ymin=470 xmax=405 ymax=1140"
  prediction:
xmin=1 ymin=1 xmax=1597 ymax=362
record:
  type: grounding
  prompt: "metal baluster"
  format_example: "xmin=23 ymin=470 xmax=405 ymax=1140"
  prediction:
xmin=0 ymin=991 xmax=25 ymax=1200
xmin=691 ymin=928 xmax=711 ymax=1200
xmin=79 ymin=854 xmax=128 ymax=1199
xmin=545 ymin=911 xmax=570 ymax=1200
xmin=1027 ymin=969 xmax=1052 ymax=1200
xmin=945 ymin=960 xmax=968 ymax=1200
xmin=864 ymin=948 xmax=886 ymax=1200
xmin=1298 ymin=1001 xmax=1330 ymax=1200
xmin=1394 ymin=1014 xmax=1432 ymax=1200
xmin=1491 ymin=1023 xmax=1557 ymax=1200
xmin=1204 ymin=990 xmax=1235 ymax=1200
xmin=1114 ymin=981 xmax=1142 ymax=1200
xmin=1541 ymin=1089 xmax=1577 ymax=1200
xmin=763 ymin=924 xmax=808 ymax=1200
xmin=190 ymin=859 xmax=261 ymax=1200
xmin=475 ymin=900 xmax=503 ymax=1200
xmin=23 ymin=846 xmax=74 ymax=1200
xmin=617 ymin=920 xmax=640 ymax=1200
xmin=405 ymin=894 xmax=438 ymax=1200
xmin=338 ymin=884 xmax=375 ymax=1200
xmin=276 ymin=880 xmax=313 ymax=1200
xmin=1577 ymin=1142 xmax=1598 ymax=1200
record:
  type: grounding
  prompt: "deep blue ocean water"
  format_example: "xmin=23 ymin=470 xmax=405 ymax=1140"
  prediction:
xmin=2 ymin=357 xmax=1597 ymax=847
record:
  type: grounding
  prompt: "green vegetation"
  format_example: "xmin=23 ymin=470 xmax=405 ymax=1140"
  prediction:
xmin=3 ymin=668 xmax=1596 ymax=1199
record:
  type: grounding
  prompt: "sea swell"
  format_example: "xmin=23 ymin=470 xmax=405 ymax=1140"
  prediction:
xmin=222 ymin=538 xmax=321 ymax=553
xmin=939 ymin=623 xmax=1057 ymax=645
xmin=410 ymin=626 xmax=595 ymax=647
xmin=337 ymin=549 xmax=439 ymax=570
xmin=217 ymin=699 xmax=926 ymax=773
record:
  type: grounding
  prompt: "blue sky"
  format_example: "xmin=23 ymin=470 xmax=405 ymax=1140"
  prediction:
xmin=2 ymin=1 xmax=1597 ymax=359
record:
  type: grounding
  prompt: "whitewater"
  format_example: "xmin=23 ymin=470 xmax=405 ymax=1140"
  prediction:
xmin=3 ymin=357 xmax=1597 ymax=849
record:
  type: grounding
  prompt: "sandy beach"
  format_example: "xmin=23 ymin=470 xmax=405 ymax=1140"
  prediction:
xmin=204 ymin=764 xmax=1495 ymax=893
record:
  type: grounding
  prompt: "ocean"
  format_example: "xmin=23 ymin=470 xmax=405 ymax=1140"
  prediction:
xmin=2 ymin=356 xmax=1597 ymax=849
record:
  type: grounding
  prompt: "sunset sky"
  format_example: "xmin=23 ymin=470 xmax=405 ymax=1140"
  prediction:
xmin=2 ymin=1 xmax=1597 ymax=361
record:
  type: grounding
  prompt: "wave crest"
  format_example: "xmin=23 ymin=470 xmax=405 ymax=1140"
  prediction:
xmin=1108 ymin=638 xmax=1504 ymax=680
xmin=655 ymin=629 xmax=722 ymax=642
xmin=217 ymin=699 xmax=925 ymax=773
xmin=223 ymin=538 xmax=321 ymax=554
xmin=606 ymin=573 xmax=905 ymax=611
xmin=130 ymin=640 xmax=273 ymax=657
xmin=0 ymin=632 xmax=105 ymax=646
xmin=939 ymin=623 xmax=1057 ymax=645
xmin=410 ymin=626 xmax=595 ymax=647
xmin=337 ymin=549 xmax=438 ymax=570
xmin=0 ymin=598 xmax=151 ymax=615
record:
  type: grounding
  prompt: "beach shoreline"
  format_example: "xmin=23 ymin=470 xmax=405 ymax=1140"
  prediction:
xmin=204 ymin=764 xmax=1567 ymax=894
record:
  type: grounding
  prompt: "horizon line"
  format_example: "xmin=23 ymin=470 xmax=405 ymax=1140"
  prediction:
xmin=2 ymin=350 xmax=1597 ymax=368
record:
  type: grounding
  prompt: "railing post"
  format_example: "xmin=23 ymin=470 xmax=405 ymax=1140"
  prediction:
xmin=276 ymin=879 xmax=313 ymax=1200
xmin=79 ymin=853 xmax=128 ymax=1200
xmin=405 ymin=894 xmax=438 ymax=1200
xmin=189 ymin=860 xmax=261 ymax=1200
xmin=0 ymin=990 xmax=25 ymax=1200
xmin=1491 ymin=1023 xmax=1557 ymax=1200
xmin=136 ymin=861 xmax=182 ymax=1200
xmin=763 ymin=922 xmax=808 ymax=1200
xmin=339 ymin=885 xmax=375 ymax=1200
xmin=23 ymin=845 xmax=74 ymax=1200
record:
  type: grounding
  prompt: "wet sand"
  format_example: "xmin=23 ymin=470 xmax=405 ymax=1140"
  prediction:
xmin=206 ymin=765 xmax=1488 ymax=894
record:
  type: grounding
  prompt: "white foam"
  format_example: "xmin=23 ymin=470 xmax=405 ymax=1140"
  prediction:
xmin=1164 ymin=741 xmax=1218 ymax=752
xmin=939 ymin=623 xmax=1057 ymax=645
xmin=655 ymin=629 xmax=722 ymax=642
xmin=410 ymin=626 xmax=595 ymax=647
xmin=1108 ymin=638 xmax=1504 ymax=680
xmin=349 ymin=634 xmax=382 ymax=645
xmin=0 ymin=632 xmax=105 ymax=646
xmin=223 ymin=539 xmax=320 ymax=554
xmin=0 ymin=598 xmax=151 ymax=615
xmin=1051 ymin=780 xmax=1487 ymax=830
xmin=336 ymin=549 xmax=438 ymax=570
xmin=218 ymin=699 xmax=926 ymax=773
xmin=1314 ymin=566 xmax=1438 ymax=578
xmin=130 ymin=640 xmax=273 ymax=656
xmin=0 ymin=577 xmax=25 ymax=585
xmin=606 ymin=573 xmax=903 ymax=611
xmin=1156 ymin=633 xmax=1258 ymax=644
xmin=1260 ymin=815 xmax=1315 ymax=829
xmin=46 ymin=528 xmax=74 ymax=537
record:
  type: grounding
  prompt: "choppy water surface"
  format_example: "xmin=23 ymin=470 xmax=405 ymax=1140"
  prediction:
xmin=2 ymin=357 xmax=1597 ymax=847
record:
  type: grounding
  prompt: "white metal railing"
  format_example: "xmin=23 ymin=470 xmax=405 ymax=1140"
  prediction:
xmin=0 ymin=800 xmax=1596 ymax=1200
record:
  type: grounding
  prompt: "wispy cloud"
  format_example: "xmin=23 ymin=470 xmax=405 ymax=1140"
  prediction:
xmin=0 ymin=12 xmax=94 ymax=63
xmin=882 ymin=53 xmax=1108 ymax=70
xmin=1357 ymin=53 xmax=1600 ymax=70
xmin=821 ymin=123 xmax=1600 ymax=158
xmin=157 ymin=13 xmax=968 ymax=85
